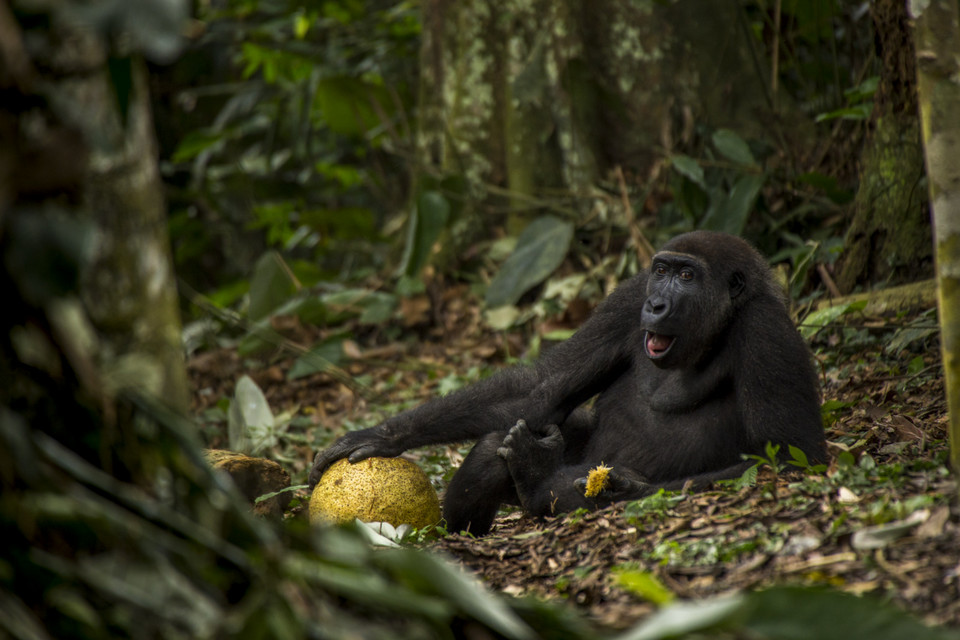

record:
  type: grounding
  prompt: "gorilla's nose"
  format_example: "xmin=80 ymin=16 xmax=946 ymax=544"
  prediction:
xmin=642 ymin=296 xmax=670 ymax=322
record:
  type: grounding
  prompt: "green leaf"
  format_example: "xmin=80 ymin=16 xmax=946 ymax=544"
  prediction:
xmin=400 ymin=190 xmax=450 ymax=277
xmin=293 ymin=12 xmax=311 ymax=39
xmin=314 ymin=76 xmax=390 ymax=137
xmin=886 ymin=325 xmax=939 ymax=355
xmin=301 ymin=207 xmax=375 ymax=240
xmin=377 ymin=551 xmax=535 ymax=640
xmin=843 ymin=75 xmax=879 ymax=103
xmin=228 ymin=375 xmax=275 ymax=454
xmin=745 ymin=586 xmax=956 ymax=640
xmin=699 ymin=173 xmax=764 ymax=235
xmin=613 ymin=569 xmax=675 ymax=606
xmin=907 ymin=356 xmax=926 ymax=375
xmin=787 ymin=445 xmax=810 ymax=468
xmin=799 ymin=300 xmax=867 ymax=340
xmin=287 ymin=338 xmax=344 ymax=381
xmin=172 ymin=130 xmax=223 ymax=162
xmin=618 ymin=586 xmax=953 ymax=640
xmin=248 ymin=251 xmax=298 ymax=321
xmin=796 ymin=171 xmax=854 ymax=205
xmin=815 ymin=103 xmax=873 ymax=123
xmin=616 ymin=594 xmax=746 ymax=640
xmin=711 ymin=129 xmax=756 ymax=166
xmin=485 ymin=216 xmax=574 ymax=308
xmin=271 ymin=295 xmax=327 ymax=325
xmin=320 ymin=289 xmax=396 ymax=325
xmin=236 ymin=317 xmax=284 ymax=356
xmin=255 ymin=484 xmax=308 ymax=504
xmin=358 ymin=292 xmax=397 ymax=324
xmin=542 ymin=329 xmax=576 ymax=341
xmin=670 ymin=154 xmax=706 ymax=189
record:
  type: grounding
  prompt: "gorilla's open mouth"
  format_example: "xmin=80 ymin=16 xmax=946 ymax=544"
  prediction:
xmin=644 ymin=332 xmax=675 ymax=359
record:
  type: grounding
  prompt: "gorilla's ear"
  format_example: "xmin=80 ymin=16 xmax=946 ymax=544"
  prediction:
xmin=729 ymin=271 xmax=746 ymax=298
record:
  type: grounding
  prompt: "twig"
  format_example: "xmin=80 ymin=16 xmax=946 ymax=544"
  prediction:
xmin=817 ymin=263 xmax=842 ymax=298
xmin=613 ymin=165 xmax=655 ymax=266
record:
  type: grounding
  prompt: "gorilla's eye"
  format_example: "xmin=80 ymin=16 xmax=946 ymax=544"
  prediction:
xmin=654 ymin=264 xmax=668 ymax=276
xmin=679 ymin=268 xmax=695 ymax=281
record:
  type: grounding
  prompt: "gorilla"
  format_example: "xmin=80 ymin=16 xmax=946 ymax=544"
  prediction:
xmin=309 ymin=231 xmax=826 ymax=536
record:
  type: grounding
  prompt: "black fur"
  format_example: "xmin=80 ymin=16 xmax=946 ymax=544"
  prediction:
xmin=310 ymin=231 xmax=826 ymax=535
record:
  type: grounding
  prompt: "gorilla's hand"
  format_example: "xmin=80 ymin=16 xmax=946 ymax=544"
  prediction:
xmin=308 ymin=425 xmax=404 ymax=488
xmin=573 ymin=469 xmax=652 ymax=501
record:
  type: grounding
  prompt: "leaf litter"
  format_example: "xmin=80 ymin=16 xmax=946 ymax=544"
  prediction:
xmin=187 ymin=290 xmax=959 ymax=632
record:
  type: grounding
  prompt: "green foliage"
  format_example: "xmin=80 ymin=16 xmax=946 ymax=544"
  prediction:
xmin=400 ymin=190 xmax=451 ymax=278
xmin=612 ymin=567 xmax=675 ymax=606
xmin=647 ymin=522 xmax=783 ymax=567
xmin=816 ymin=76 xmax=880 ymax=123
xmin=619 ymin=586 xmax=958 ymax=640
xmin=287 ymin=336 xmax=345 ymax=381
xmin=799 ymin=300 xmax=868 ymax=340
xmin=744 ymin=442 xmax=786 ymax=475
xmin=623 ymin=489 xmax=685 ymax=525
xmin=485 ymin=215 xmax=576 ymax=308
xmin=885 ymin=308 xmax=940 ymax=354
xmin=661 ymin=129 xmax=765 ymax=237
xmin=786 ymin=444 xmax=828 ymax=473
xmin=248 ymin=250 xmax=299 ymax=321
xmin=167 ymin=0 xmax=421 ymax=290
xmin=720 ymin=462 xmax=759 ymax=490
xmin=227 ymin=374 xmax=298 ymax=454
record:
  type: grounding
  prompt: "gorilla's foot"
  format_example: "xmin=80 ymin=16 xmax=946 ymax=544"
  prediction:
xmin=497 ymin=419 xmax=563 ymax=508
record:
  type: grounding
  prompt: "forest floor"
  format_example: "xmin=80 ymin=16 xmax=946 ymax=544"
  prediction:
xmin=187 ymin=284 xmax=959 ymax=632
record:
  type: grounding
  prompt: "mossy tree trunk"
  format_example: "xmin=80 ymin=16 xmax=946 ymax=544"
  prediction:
xmin=80 ymin=57 xmax=190 ymax=411
xmin=912 ymin=0 xmax=960 ymax=473
xmin=1 ymin=4 xmax=189 ymax=412
xmin=837 ymin=0 xmax=932 ymax=293
xmin=415 ymin=0 xmax=778 ymax=258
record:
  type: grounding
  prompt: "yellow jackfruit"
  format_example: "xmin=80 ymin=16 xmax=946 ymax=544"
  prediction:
xmin=309 ymin=457 xmax=441 ymax=529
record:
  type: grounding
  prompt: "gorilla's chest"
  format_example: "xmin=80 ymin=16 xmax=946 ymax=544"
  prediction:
xmin=588 ymin=361 xmax=741 ymax=475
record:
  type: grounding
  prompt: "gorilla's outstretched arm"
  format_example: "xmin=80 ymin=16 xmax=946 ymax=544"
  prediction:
xmin=309 ymin=277 xmax=646 ymax=487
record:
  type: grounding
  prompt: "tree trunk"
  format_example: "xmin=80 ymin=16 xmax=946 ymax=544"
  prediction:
xmin=912 ymin=0 xmax=960 ymax=473
xmin=415 ymin=0 xmax=780 ymax=257
xmin=837 ymin=0 xmax=932 ymax=293
xmin=0 ymin=4 xmax=189 ymax=412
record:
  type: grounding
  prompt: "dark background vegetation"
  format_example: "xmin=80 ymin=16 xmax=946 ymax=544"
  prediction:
xmin=1 ymin=0 xmax=957 ymax=638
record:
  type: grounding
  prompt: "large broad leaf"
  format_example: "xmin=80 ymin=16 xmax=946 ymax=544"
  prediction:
xmin=485 ymin=215 xmax=574 ymax=308
xmin=799 ymin=300 xmax=867 ymax=340
xmin=287 ymin=338 xmax=344 ymax=381
xmin=248 ymin=251 xmax=298 ymax=321
xmin=615 ymin=594 xmax=745 ymax=640
xmin=711 ymin=129 xmax=757 ymax=167
xmin=377 ymin=550 xmax=535 ymax=640
xmin=671 ymin=154 xmax=707 ymax=189
xmin=314 ymin=76 xmax=391 ymax=138
xmin=615 ymin=586 xmax=955 ymax=640
xmin=699 ymin=173 xmax=764 ymax=236
xmin=399 ymin=190 xmax=450 ymax=278
xmin=744 ymin=586 xmax=956 ymax=640
xmin=321 ymin=289 xmax=397 ymax=325
xmin=227 ymin=375 xmax=275 ymax=454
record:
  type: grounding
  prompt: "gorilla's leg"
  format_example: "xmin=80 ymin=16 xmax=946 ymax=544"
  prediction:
xmin=497 ymin=420 xmax=565 ymax=511
xmin=558 ymin=408 xmax=594 ymax=463
xmin=443 ymin=432 xmax=517 ymax=536
xmin=443 ymin=409 xmax=595 ymax=535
